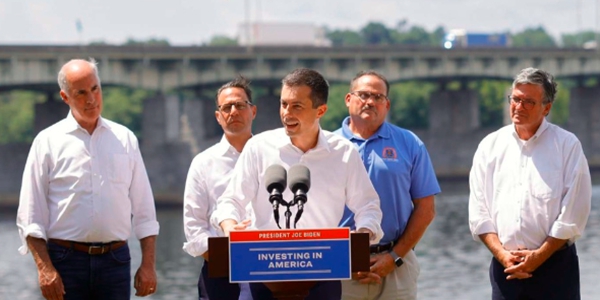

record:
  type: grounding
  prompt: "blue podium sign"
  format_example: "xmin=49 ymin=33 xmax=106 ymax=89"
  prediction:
xmin=229 ymin=228 xmax=351 ymax=282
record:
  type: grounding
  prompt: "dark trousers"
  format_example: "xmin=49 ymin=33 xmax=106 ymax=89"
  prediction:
xmin=47 ymin=241 xmax=131 ymax=300
xmin=490 ymin=244 xmax=580 ymax=300
xmin=250 ymin=280 xmax=341 ymax=300
xmin=198 ymin=261 xmax=251 ymax=300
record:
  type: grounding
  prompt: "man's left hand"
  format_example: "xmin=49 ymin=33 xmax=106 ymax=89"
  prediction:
xmin=355 ymin=252 xmax=396 ymax=284
xmin=134 ymin=263 xmax=157 ymax=297
xmin=504 ymin=249 xmax=544 ymax=280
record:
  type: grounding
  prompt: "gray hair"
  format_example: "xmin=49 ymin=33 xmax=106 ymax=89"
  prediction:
xmin=57 ymin=58 xmax=101 ymax=92
xmin=512 ymin=67 xmax=557 ymax=103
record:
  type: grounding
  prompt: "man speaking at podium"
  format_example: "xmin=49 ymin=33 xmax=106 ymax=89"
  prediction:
xmin=212 ymin=68 xmax=383 ymax=300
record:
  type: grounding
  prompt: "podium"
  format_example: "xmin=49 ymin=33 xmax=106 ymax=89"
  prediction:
xmin=208 ymin=229 xmax=370 ymax=300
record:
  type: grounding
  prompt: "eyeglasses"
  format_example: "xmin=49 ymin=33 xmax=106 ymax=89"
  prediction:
xmin=350 ymin=91 xmax=388 ymax=103
xmin=218 ymin=101 xmax=253 ymax=113
xmin=507 ymin=96 xmax=544 ymax=110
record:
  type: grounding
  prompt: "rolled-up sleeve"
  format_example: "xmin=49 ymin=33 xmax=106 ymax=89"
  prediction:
xmin=129 ymin=139 xmax=159 ymax=240
xmin=549 ymin=141 xmax=591 ymax=242
xmin=182 ymin=157 xmax=211 ymax=257
xmin=211 ymin=143 xmax=258 ymax=230
xmin=345 ymin=148 xmax=383 ymax=244
xmin=468 ymin=146 xmax=497 ymax=240
xmin=16 ymin=136 xmax=50 ymax=255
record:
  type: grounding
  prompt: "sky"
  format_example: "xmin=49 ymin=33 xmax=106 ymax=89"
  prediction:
xmin=0 ymin=0 xmax=599 ymax=45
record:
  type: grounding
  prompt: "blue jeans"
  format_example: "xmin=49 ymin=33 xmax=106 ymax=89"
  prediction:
xmin=198 ymin=261 xmax=251 ymax=300
xmin=47 ymin=241 xmax=131 ymax=300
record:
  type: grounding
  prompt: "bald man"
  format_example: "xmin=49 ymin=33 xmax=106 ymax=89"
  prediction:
xmin=17 ymin=59 xmax=159 ymax=300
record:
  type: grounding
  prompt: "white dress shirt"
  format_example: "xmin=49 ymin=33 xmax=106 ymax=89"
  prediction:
xmin=469 ymin=119 xmax=591 ymax=250
xmin=182 ymin=136 xmax=253 ymax=257
xmin=212 ymin=128 xmax=383 ymax=242
xmin=16 ymin=112 xmax=159 ymax=255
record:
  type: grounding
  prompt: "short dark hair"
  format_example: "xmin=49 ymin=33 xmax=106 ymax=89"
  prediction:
xmin=350 ymin=70 xmax=390 ymax=96
xmin=216 ymin=75 xmax=252 ymax=106
xmin=512 ymin=67 xmax=558 ymax=103
xmin=281 ymin=68 xmax=329 ymax=108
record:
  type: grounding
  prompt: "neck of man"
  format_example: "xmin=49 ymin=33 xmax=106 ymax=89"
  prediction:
xmin=225 ymin=131 xmax=252 ymax=153
xmin=514 ymin=123 xmax=541 ymax=141
xmin=348 ymin=117 xmax=382 ymax=139
xmin=291 ymin=128 xmax=320 ymax=153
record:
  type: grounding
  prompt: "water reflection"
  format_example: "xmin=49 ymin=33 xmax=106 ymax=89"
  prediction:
xmin=1 ymin=182 xmax=598 ymax=299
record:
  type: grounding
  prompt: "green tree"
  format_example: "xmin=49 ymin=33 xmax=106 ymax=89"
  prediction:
xmin=326 ymin=29 xmax=362 ymax=46
xmin=208 ymin=35 xmax=238 ymax=46
xmin=392 ymin=25 xmax=434 ymax=46
xmin=388 ymin=81 xmax=436 ymax=129
xmin=561 ymin=30 xmax=598 ymax=47
xmin=321 ymin=84 xmax=350 ymax=131
xmin=0 ymin=91 xmax=41 ymax=144
xmin=123 ymin=37 xmax=170 ymax=46
xmin=473 ymin=80 xmax=509 ymax=128
xmin=101 ymin=87 xmax=151 ymax=137
xmin=361 ymin=22 xmax=394 ymax=45
xmin=511 ymin=26 xmax=556 ymax=47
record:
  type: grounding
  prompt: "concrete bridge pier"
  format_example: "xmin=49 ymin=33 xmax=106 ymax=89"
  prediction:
xmin=426 ymin=87 xmax=481 ymax=177
xmin=140 ymin=94 xmax=192 ymax=199
xmin=568 ymin=86 xmax=600 ymax=165
xmin=429 ymin=88 xmax=479 ymax=134
xmin=34 ymin=92 xmax=69 ymax=134
xmin=253 ymin=86 xmax=281 ymax=133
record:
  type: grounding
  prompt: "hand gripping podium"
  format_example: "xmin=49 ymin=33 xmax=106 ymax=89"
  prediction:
xmin=208 ymin=228 xmax=370 ymax=300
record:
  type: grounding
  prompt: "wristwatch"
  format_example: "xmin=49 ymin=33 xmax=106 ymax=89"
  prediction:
xmin=388 ymin=250 xmax=404 ymax=267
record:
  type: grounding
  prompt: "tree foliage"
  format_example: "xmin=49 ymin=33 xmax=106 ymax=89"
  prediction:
xmin=511 ymin=26 xmax=556 ymax=47
xmin=207 ymin=35 xmax=238 ymax=46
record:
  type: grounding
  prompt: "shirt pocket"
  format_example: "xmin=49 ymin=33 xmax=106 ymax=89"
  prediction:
xmin=531 ymin=172 xmax=560 ymax=200
xmin=110 ymin=153 xmax=131 ymax=184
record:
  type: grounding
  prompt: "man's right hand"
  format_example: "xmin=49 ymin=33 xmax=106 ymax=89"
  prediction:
xmin=220 ymin=219 xmax=251 ymax=236
xmin=38 ymin=264 xmax=65 ymax=300
xmin=497 ymin=249 xmax=532 ymax=280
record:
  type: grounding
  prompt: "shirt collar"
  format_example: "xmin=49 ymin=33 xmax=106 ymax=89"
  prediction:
xmin=216 ymin=135 xmax=239 ymax=156
xmin=275 ymin=127 xmax=331 ymax=153
xmin=511 ymin=118 xmax=549 ymax=142
xmin=340 ymin=116 xmax=390 ymax=141
xmin=62 ymin=111 xmax=108 ymax=134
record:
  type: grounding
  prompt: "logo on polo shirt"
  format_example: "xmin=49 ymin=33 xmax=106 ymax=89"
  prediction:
xmin=382 ymin=147 xmax=397 ymax=160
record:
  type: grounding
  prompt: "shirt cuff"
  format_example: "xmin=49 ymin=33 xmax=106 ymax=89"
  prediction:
xmin=182 ymin=236 xmax=209 ymax=257
xmin=470 ymin=220 xmax=496 ymax=241
xmin=19 ymin=223 xmax=47 ymax=255
xmin=549 ymin=221 xmax=582 ymax=242
xmin=134 ymin=220 xmax=160 ymax=240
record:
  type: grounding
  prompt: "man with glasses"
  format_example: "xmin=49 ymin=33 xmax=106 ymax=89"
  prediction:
xmin=469 ymin=67 xmax=591 ymax=300
xmin=336 ymin=70 xmax=440 ymax=300
xmin=183 ymin=76 xmax=256 ymax=300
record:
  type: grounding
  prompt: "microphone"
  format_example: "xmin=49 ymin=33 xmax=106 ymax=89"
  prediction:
xmin=264 ymin=164 xmax=287 ymax=228
xmin=288 ymin=164 xmax=310 ymax=227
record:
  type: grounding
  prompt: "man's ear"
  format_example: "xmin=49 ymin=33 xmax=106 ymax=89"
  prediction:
xmin=316 ymin=104 xmax=328 ymax=118
xmin=60 ymin=90 xmax=68 ymax=104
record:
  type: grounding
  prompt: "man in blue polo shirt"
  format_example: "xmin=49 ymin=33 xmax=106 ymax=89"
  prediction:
xmin=336 ymin=70 xmax=441 ymax=300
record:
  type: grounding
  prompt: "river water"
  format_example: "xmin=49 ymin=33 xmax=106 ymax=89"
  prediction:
xmin=1 ymin=180 xmax=599 ymax=299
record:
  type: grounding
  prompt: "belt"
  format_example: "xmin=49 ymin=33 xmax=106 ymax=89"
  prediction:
xmin=49 ymin=239 xmax=127 ymax=255
xmin=369 ymin=241 xmax=395 ymax=254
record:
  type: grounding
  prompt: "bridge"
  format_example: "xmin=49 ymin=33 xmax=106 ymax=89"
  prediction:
xmin=1 ymin=45 xmax=599 ymax=203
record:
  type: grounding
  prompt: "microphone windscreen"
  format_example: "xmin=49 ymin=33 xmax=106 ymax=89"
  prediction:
xmin=288 ymin=164 xmax=310 ymax=193
xmin=265 ymin=164 xmax=287 ymax=193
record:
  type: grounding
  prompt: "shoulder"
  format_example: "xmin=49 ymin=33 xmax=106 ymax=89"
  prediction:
xmin=102 ymin=118 xmax=136 ymax=137
xmin=386 ymin=123 xmax=425 ymax=145
xmin=322 ymin=129 xmax=356 ymax=150
xmin=245 ymin=128 xmax=285 ymax=148
xmin=476 ymin=125 xmax=512 ymax=153
xmin=545 ymin=123 xmax=582 ymax=148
